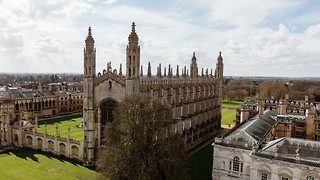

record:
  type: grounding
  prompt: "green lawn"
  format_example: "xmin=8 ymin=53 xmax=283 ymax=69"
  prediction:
xmin=221 ymin=100 xmax=243 ymax=109
xmin=0 ymin=148 xmax=100 ymax=180
xmin=37 ymin=114 xmax=84 ymax=141
xmin=221 ymin=101 xmax=242 ymax=125
xmin=222 ymin=109 xmax=236 ymax=125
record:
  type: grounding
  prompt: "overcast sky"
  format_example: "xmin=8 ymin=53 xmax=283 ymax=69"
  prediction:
xmin=1 ymin=0 xmax=320 ymax=77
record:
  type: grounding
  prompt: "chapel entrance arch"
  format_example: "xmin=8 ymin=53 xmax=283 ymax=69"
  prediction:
xmin=99 ymin=98 xmax=118 ymax=143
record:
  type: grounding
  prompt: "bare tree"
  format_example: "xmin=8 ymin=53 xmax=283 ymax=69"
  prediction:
xmin=97 ymin=95 xmax=189 ymax=180
xmin=256 ymin=81 xmax=288 ymax=99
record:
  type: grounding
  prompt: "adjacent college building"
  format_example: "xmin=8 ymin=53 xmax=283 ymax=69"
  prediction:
xmin=212 ymin=96 xmax=320 ymax=180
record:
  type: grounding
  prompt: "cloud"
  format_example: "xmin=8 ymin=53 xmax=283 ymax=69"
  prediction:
xmin=305 ymin=23 xmax=320 ymax=37
xmin=0 ymin=0 xmax=319 ymax=77
xmin=193 ymin=0 xmax=301 ymax=27
xmin=104 ymin=0 xmax=118 ymax=4
xmin=0 ymin=18 xmax=7 ymax=28
xmin=221 ymin=23 xmax=320 ymax=76
xmin=36 ymin=38 xmax=65 ymax=54
xmin=0 ymin=34 xmax=23 ymax=48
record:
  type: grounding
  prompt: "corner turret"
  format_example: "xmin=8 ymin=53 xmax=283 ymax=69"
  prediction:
xmin=126 ymin=22 xmax=140 ymax=95
xmin=190 ymin=52 xmax=198 ymax=78
xmin=215 ymin=51 xmax=224 ymax=105
xmin=83 ymin=26 xmax=96 ymax=165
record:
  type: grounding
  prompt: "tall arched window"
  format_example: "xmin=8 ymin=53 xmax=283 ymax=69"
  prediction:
xmin=233 ymin=157 xmax=240 ymax=172
xmin=229 ymin=156 xmax=243 ymax=173
xmin=261 ymin=172 xmax=268 ymax=180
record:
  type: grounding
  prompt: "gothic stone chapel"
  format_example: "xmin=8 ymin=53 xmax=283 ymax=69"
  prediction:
xmin=83 ymin=22 xmax=224 ymax=165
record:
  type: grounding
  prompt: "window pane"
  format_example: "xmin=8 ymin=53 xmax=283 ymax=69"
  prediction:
xmin=233 ymin=157 xmax=240 ymax=172
xmin=261 ymin=173 xmax=268 ymax=180
xmin=306 ymin=176 xmax=314 ymax=180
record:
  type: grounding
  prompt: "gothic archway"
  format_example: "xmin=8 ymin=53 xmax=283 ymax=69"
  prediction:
xmin=99 ymin=98 xmax=118 ymax=143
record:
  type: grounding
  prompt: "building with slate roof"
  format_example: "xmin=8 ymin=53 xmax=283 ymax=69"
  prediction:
xmin=212 ymin=98 xmax=320 ymax=180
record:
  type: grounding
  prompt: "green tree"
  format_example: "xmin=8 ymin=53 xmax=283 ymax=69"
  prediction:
xmin=97 ymin=95 xmax=189 ymax=180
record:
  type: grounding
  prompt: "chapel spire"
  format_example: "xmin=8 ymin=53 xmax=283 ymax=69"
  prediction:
xmin=132 ymin=22 xmax=136 ymax=32
xmin=83 ymin=25 xmax=96 ymax=164
xmin=86 ymin=26 xmax=94 ymax=46
xmin=190 ymin=52 xmax=198 ymax=78
xmin=147 ymin=62 xmax=152 ymax=78
xmin=215 ymin=51 xmax=223 ymax=79
xmin=126 ymin=22 xmax=140 ymax=95
xmin=88 ymin=26 xmax=92 ymax=36
xmin=128 ymin=22 xmax=139 ymax=46
xmin=85 ymin=27 xmax=95 ymax=51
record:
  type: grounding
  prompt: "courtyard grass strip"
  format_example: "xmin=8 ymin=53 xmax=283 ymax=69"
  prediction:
xmin=37 ymin=114 xmax=84 ymax=141
xmin=222 ymin=109 xmax=236 ymax=125
xmin=221 ymin=101 xmax=242 ymax=125
xmin=221 ymin=100 xmax=243 ymax=109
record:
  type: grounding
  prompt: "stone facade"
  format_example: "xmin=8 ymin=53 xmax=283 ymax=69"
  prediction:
xmin=82 ymin=22 xmax=223 ymax=165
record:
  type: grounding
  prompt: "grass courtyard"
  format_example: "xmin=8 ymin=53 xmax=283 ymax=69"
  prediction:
xmin=0 ymin=148 xmax=99 ymax=180
xmin=221 ymin=100 xmax=243 ymax=125
xmin=222 ymin=100 xmax=243 ymax=109
xmin=37 ymin=114 xmax=84 ymax=141
xmin=221 ymin=109 xmax=236 ymax=125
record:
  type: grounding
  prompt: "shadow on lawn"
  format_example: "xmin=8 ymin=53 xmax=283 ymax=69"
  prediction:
xmin=38 ymin=115 xmax=82 ymax=126
xmin=9 ymin=148 xmax=88 ymax=168
xmin=11 ymin=148 xmax=39 ymax=163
